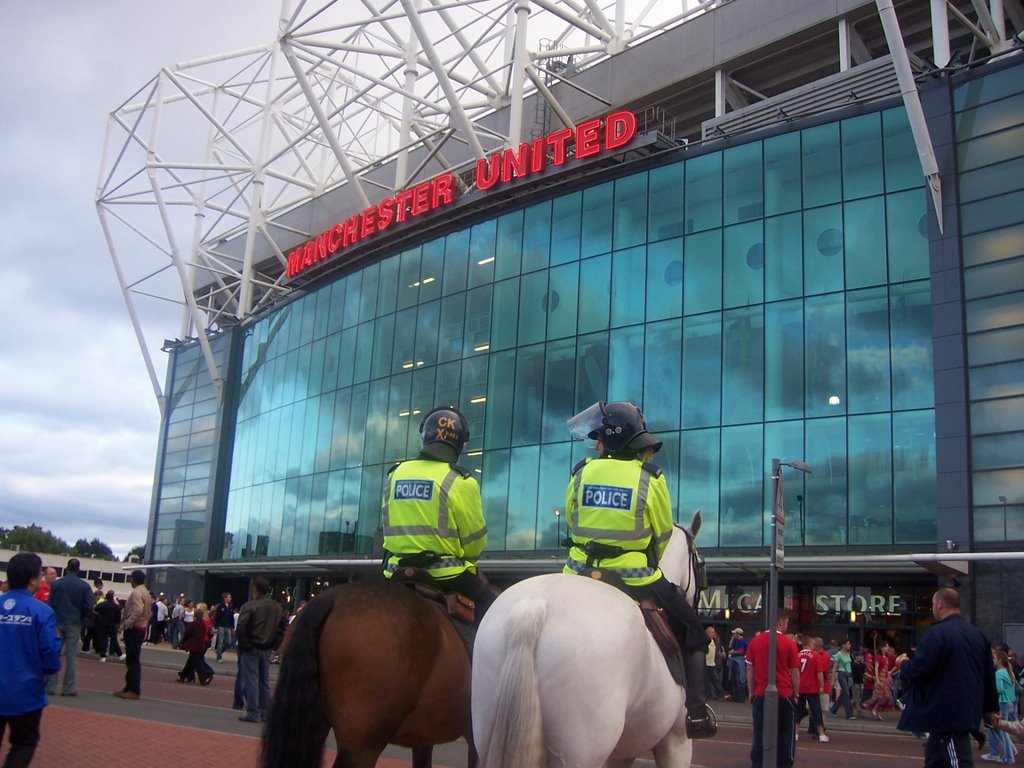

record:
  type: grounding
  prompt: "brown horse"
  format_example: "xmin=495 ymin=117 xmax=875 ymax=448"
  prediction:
xmin=260 ymin=582 xmax=475 ymax=768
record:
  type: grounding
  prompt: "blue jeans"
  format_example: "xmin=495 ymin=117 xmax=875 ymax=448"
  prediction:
xmin=50 ymin=625 xmax=82 ymax=694
xmin=216 ymin=627 xmax=235 ymax=660
xmin=240 ymin=649 xmax=272 ymax=720
xmin=987 ymin=701 xmax=1018 ymax=762
xmin=830 ymin=671 xmax=853 ymax=718
xmin=727 ymin=656 xmax=747 ymax=701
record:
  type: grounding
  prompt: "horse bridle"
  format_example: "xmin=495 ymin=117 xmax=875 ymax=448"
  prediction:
xmin=673 ymin=524 xmax=708 ymax=601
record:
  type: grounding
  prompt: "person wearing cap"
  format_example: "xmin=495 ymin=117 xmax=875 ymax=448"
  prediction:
xmin=728 ymin=627 xmax=749 ymax=702
xmin=381 ymin=405 xmax=495 ymax=623
xmin=562 ymin=400 xmax=717 ymax=739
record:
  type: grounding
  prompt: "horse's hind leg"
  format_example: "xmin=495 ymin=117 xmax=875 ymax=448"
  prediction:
xmin=651 ymin=732 xmax=692 ymax=768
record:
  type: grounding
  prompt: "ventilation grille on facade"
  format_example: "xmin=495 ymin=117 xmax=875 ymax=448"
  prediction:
xmin=702 ymin=56 xmax=900 ymax=140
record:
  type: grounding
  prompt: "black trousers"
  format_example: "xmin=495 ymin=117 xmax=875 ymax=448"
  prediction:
xmin=0 ymin=709 xmax=42 ymax=768
xmin=179 ymin=651 xmax=214 ymax=682
xmin=123 ymin=628 xmax=145 ymax=694
xmin=924 ymin=732 xmax=974 ymax=767
xmin=751 ymin=695 xmax=797 ymax=768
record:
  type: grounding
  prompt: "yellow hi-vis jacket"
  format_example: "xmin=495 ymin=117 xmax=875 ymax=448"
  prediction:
xmin=381 ymin=457 xmax=487 ymax=581
xmin=563 ymin=456 xmax=673 ymax=586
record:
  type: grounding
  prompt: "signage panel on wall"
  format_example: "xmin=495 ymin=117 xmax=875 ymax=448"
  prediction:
xmin=285 ymin=110 xmax=638 ymax=281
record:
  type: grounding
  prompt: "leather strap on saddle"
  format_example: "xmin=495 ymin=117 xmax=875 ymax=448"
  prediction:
xmin=391 ymin=566 xmax=476 ymax=625
xmin=639 ymin=599 xmax=686 ymax=686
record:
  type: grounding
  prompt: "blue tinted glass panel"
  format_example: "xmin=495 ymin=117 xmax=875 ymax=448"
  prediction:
xmin=882 ymin=108 xmax=921 ymax=191
xmin=891 ymin=281 xmax=934 ymax=409
xmin=803 ymin=204 xmax=844 ymax=295
xmin=964 ymin=257 xmax=1024 ymax=299
xmin=684 ymin=153 xmax=722 ymax=233
xmin=954 ymin=65 xmax=1024 ymax=111
xmin=644 ymin=318 xmax=682 ymax=431
xmin=724 ymin=141 xmax=763 ymax=224
xmin=518 ymin=270 xmax=548 ymax=346
xmin=719 ymin=424 xmax=763 ymax=546
xmin=537 ymin=442 xmax=572 ymax=548
xmin=805 ymin=295 xmax=847 ymax=417
xmin=437 ymin=292 xmax=466 ymax=363
xmin=469 ymin=219 xmax=497 ymax=288
xmin=460 ymin=356 xmax=488 ymax=451
xmin=969 ymin=361 xmax=1024 ymax=399
xmin=384 ymin=374 xmax=412 ymax=463
xmin=542 ymin=339 xmax=577 ymax=443
xmin=764 ymin=132 xmax=802 ymax=216
xmin=547 ymin=263 xmax=579 ymax=340
xmin=581 ymin=182 xmax=613 ymax=258
xmin=415 ymin=300 xmax=440 ymax=368
xmin=507 ymin=446 xmax=540 ymax=549
xmin=512 ymin=345 xmax=545 ymax=446
xmin=893 ymin=409 xmax=937 ymax=544
xmin=613 ymin=172 xmax=648 ymax=250
xmin=391 ymin=307 xmax=416 ymax=372
xmin=608 ymin=325 xmax=644 ymax=402
xmin=354 ymin=322 xmax=373 ymax=383
xmin=957 ymin=125 xmax=1024 ymax=172
xmin=396 ymin=247 xmax=421 ymax=310
xmin=805 ymin=416 xmax=847 ymax=545
xmin=724 ymin=221 xmax=764 ymax=308
xmin=886 ymin=190 xmax=929 ymax=281
xmin=683 ymin=230 xmax=722 ymax=315
xmin=847 ymin=288 xmax=892 ymax=413
xmin=523 ymin=200 xmax=552 ymax=273
xmin=443 ymin=229 xmax=469 ymax=296
xmin=495 ymin=210 xmax=524 ymax=280
xmin=646 ymin=238 xmax=683 ymax=321
xmin=958 ymin=155 xmax=1024 ymax=204
xmin=578 ymin=254 xmax=611 ymax=334
xmin=326 ymin=279 xmax=346 ymax=336
xmin=969 ymin=326 xmax=1024 ymax=366
xmin=764 ymin=213 xmax=803 ymax=301
xmin=371 ymin=314 xmax=396 ymax=379
xmin=722 ymin=307 xmax=764 ymax=425
xmin=482 ymin=449 xmax=509 ymax=549
xmin=972 ymin=432 xmax=1024 ymax=470
xmin=678 ymin=428 xmax=721 ymax=547
xmin=848 ymin=413 xmax=893 ymax=544
xmin=842 ymin=113 xmax=884 ymax=199
xmin=971 ymin=396 xmax=1024 ymax=435
xmin=764 ymin=420 xmax=806 ymax=545
xmin=802 ymin=123 xmax=842 ymax=207
xmin=463 ymin=285 xmax=492 ymax=357
xmin=491 ymin=278 xmax=519 ymax=351
xmin=611 ymin=246 xmax=646 ymax=327
xmin=682 ymin=313 xmax=722 ymax=428
xmin=550 ymin=193 xmax=582 ymax=265
xmin=765 ymin=299 xmax=804 ymax=421
xmin=961 ymin=189 xmax=1024 ymax=236
xmin=844 ymin=197 xmax=887 ymax=289
xmin=343 ymin=273 xmax=362 ymax=328
xmin=575 ymin=332 xmax=609 ymax=411
xmin=966 ymin=293 xmax=1024 ymax=332
xmin=648 ymin=163 xmax=684 ymax=240
xmin=419 ymin=240 xmax=444 ymax=302
xmin=484 ymin=351 xmax=515 ymax=450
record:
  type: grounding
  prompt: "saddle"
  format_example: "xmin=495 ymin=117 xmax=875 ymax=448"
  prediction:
xmin=577 ymin=566 xmax=685 ymax=685
xmin=391 ymin=566 xmax=477 ymax=624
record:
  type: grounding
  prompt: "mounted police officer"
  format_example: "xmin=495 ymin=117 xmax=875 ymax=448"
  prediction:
xmin=563 ymin=401 xmax=718 ymax=739
xmin=381 ymin=405 xmax=495 ymax=623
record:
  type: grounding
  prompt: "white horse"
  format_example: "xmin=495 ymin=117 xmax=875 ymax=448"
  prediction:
xmin=472 ymin=511 xmax=704 ymax=768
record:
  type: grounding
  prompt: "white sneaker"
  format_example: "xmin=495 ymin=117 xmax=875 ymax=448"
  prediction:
xmin=99 ymin=657 xmax=106 ymax=663
xmin=819 ymin=734 xmax=830 ymax=743
xmin=119 ymin=654 xmax=127 ymax=661
xmin=795 ymin=733 xmax=799 ymax=742
xmin=980 ymin=755 xmax=999 ymax=762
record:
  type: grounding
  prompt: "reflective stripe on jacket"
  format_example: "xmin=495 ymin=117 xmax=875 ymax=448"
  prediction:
xmin=563 ymin=456 xmax=672 ymax=586
xmin=381 ymin=457 xmax=487 ymax=580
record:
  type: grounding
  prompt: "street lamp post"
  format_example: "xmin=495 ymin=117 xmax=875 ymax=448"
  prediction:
xmin=763 ymin=458 xmax=812 ymax=768
xmin=554 ymin=508 xmax=563 ymax=547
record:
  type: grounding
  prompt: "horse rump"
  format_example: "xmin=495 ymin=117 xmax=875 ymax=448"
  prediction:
xmin=260 ymin=588 xmax=337 ymax=768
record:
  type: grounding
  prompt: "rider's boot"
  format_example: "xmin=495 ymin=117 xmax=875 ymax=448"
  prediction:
xmin=683 ymin=649 xmax=718 ymax=739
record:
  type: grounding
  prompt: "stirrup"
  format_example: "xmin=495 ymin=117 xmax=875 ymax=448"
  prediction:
xmin=685 ymin=704 xmax=718 ymax=739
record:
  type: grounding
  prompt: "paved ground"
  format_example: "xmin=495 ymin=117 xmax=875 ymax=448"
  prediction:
xmin=12 ymin=644 xmax=980 ymax=767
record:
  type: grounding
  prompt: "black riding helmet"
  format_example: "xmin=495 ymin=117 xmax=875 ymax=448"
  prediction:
xmin=568 ymin=401 xmax=662 ymax=455
xmin=419 ymin=406 xmax=470 ymax=455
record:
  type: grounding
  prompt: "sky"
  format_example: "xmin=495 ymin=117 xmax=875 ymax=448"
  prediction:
xmin=0 ymin=2 xmax=281 ymax=559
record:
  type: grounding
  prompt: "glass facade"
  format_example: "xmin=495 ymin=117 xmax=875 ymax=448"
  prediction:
xmin=955 ymin=65 xmax=1024 ymax=543
xmin=220 ymin=103 xmax=939 ymax=561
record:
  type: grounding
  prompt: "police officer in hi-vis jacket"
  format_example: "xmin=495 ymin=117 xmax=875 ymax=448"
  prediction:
xmin=381 ymin=406 xmax=495 ymax=623
xmin=563 ymin=401 xmax=718 ymax=739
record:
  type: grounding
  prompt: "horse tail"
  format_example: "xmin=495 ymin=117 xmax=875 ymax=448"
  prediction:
xmin=480 ymin=598 xmax=547 ymax=768
xmin=260 ymin=592 xmax=335 ymax=768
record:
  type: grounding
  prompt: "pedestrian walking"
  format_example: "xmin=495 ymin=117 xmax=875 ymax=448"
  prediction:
xmin=0 ymin=552 xmax=62 ymax=767
xmin=45 ymin=558 xmax=94 ymax=697
xmin=895 ymin=587 xmax=999 ymax=767
xmin=212 ymin=592 xmax=235 ymax=662
xmin=176 ymin=606 xmax=214 ymax=685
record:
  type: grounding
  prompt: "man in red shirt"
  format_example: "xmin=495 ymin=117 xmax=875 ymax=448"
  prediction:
xmin=796 ymin=636 xmax=830 ymax=743
xmin=746 ymin=610 xmax=801 ymax=768
xmin=33 ymin=567 xmax=56 ymax=603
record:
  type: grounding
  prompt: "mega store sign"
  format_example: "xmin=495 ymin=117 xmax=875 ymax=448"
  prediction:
xmin=286 ymin=110 xmax=638 ymax=280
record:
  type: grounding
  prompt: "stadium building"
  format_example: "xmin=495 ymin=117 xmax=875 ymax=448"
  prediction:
xmin=97 ymin=0 xmax=1024 ymax=650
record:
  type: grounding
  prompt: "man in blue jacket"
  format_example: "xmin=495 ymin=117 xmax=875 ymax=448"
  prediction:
xmin=895 ymin=587 xmax=999 ymax=767
xmin=0 ymin=552 xmax=62 ymax=767
xmin=45 ymin=558 xmax=94 ymax=697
